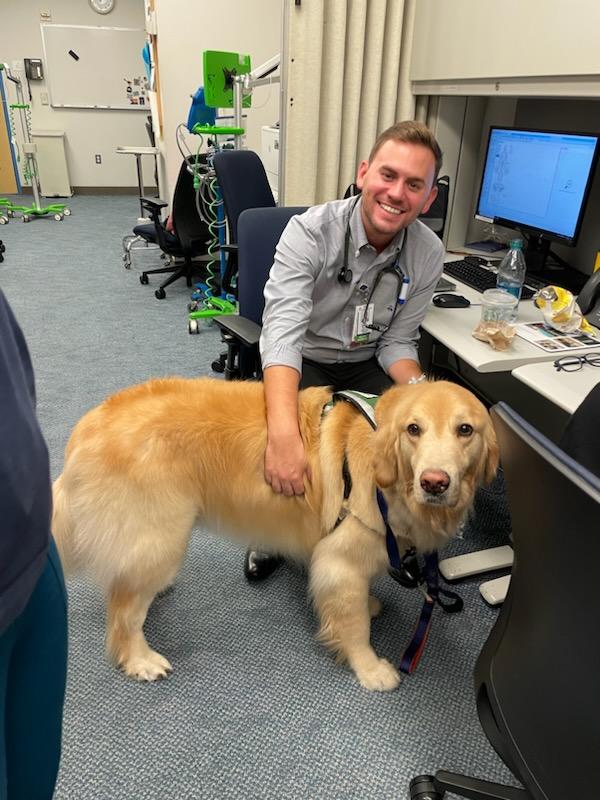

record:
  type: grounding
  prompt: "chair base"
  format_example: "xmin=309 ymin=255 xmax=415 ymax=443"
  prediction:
xmin=409 ymin=772 xmax=530 ymax=800
xmin=121 ymin=234 xmax=165 ymax=270
xmin=140 ymin=257 xmax=211 ymax=299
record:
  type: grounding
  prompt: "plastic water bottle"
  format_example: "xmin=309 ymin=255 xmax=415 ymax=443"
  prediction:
xmin=496 ymin=239 xmax=526 ymax=322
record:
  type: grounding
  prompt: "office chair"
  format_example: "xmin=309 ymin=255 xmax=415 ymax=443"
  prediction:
xmin=137 ymin=157 xmax=212 ymax=299
xmin=212 ymin=150 xmax=276 ymax=296
xmin=212 ymin=206 xmax=307 ymax=379
xmin=343 ymin=175 xmax=450 ymax=239
xmin=409 ymin=401 xmax=600 ymax=800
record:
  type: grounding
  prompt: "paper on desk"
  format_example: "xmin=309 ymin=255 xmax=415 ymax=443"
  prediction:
xmin=516 ymin=322 xmax=600 ymax=353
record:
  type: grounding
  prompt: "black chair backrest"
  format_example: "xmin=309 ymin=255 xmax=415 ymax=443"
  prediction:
xmin=419 ymin=175 xmax=449 ymax=238
xmin=171 ymin=157 xmax=211 ymax=254
xmin=237 ymin=206 xmax=308 ymax=325
xmin=342 ymin=175 xmax=450 ymax=239
xmin=482 ymin=402 xmax=600 ymax=798
xmin=145 ymin=115 xmax=155 ymax=147
xmin=213 ymin=150 xmax=276 ymax=245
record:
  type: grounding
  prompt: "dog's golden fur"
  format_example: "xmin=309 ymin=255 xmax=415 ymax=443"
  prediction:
xmin=53 ymin=377 xmax=498 ymax=691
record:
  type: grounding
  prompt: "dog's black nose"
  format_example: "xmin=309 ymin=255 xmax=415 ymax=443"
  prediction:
xmin=420 ymin=470 xmax=450 ymax=495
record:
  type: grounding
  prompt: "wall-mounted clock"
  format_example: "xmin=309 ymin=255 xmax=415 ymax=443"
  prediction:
xmin=89 ymin=0 xmax=115 ymax=14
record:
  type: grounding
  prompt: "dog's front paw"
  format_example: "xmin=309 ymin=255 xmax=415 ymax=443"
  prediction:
xmin=121 ymin=649 xmax=173 ymax=682
xmin=354 ymin=657 xmax=400 ymax=692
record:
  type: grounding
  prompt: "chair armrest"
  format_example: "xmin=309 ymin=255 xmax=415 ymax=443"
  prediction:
xmin=140 ymin=196 xmax=168 ymax=211
xmin=213 ymin=315 xmax=261 ymax=348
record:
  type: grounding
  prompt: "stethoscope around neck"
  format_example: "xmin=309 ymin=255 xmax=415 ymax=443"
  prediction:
xmin=337 ymin=196 xmax=410 ymax=333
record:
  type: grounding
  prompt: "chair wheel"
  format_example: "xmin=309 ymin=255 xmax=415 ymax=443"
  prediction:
xmin=409 ymin=775 xmax=443 ymax=800
xmin=0 ymin=216 xmax=7 ymax=225
xmin=63 ymin=208 xmax=71 ymax=216
xmin=139 ymin=274 xmax=149 ymax=285
xmin=54 ymin=213 xmax=63 ymax=221
xmin=211 ymin=359 xmax=225 ymax=373
xmin=155 ymin=288 xmax=166 ymax=299
xmin=188 ymin=319 xmax=199 ymax=334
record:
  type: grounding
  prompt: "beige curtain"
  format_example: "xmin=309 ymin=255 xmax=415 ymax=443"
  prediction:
xmin=282 ymin=0 xmax=422 ymax=206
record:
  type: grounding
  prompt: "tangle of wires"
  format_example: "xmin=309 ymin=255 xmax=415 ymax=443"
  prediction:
xmin=176 ymin=123 xmax=226 ymax=299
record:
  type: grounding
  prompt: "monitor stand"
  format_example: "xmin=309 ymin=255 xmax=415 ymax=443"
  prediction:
xmin=524 ymin=236 xmax=587 ymax=293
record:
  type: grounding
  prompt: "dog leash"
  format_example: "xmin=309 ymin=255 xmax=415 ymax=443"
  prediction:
xmin=376 ymin=491 xmax=463 ymax=674
xmin=330 ymin=390 xmax=463 ymax=675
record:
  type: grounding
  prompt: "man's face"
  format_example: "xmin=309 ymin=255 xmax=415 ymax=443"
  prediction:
xmin=355 ymin=139 xmax=438 ymax=251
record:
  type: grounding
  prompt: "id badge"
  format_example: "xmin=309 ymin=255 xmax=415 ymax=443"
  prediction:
xmin=352 ymin=303 xmax=374 ymax=344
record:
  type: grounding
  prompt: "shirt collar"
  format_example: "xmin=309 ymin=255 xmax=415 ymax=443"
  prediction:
xmin=349 ymin=196 xmax=406 ymax=259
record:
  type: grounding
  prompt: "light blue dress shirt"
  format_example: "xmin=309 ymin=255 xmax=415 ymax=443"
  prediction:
xmin=260 ymin=196 xmax=445 ymax=375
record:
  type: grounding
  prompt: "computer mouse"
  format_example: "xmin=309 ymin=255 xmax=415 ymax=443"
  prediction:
xmin=432 ymin=293 xmax=471 ymax=309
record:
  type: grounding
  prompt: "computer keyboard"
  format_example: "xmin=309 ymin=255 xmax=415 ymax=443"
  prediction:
xmin=443 ymin=255 xmax=544 ymax=300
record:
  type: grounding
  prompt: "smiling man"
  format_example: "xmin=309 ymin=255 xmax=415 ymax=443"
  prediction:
xmin=245 ymin=121 xmax=445 ymax=581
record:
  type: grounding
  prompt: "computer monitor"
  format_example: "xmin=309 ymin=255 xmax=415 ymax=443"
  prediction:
xmin=476 ymin=126 xmax=600 ymax=273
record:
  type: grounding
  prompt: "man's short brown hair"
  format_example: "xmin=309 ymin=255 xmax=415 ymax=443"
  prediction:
xmin=368 ymin=120 xmax=443 ymax=181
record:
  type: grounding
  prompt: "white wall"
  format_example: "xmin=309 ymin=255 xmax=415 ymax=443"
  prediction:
xmin=0 ymin=0 xmax=153 ymax=189
xmin=154 ymin=0 xmax=281 ymax=198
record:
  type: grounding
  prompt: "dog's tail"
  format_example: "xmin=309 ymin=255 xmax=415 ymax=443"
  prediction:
xmin=52 ymin=473 xmax=79 ymax=573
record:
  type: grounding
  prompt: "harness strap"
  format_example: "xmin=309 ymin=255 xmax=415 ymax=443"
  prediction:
xmin=331 ymin=390 xmax=378 ymax=430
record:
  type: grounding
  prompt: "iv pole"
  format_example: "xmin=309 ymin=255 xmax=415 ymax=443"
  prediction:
xmin=232 ymin=54 xmax=280 ymax=150
xmin=0 ymin=63 xmax=70 ymax=222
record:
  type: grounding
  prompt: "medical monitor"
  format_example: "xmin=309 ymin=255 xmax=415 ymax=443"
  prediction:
xmin=476 ymin=126 xmax=600 ymax=272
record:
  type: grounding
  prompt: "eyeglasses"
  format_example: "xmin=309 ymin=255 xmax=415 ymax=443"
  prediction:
xmin=553 ymin=353 xmax=600 ymax=372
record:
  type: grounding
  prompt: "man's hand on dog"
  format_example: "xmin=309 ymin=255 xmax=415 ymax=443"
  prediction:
xmin=264 ymin=430 xmax=311 ymax=496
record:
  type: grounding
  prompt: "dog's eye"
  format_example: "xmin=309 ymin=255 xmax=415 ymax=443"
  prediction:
xmin=407 ymin=423 xmax=420 ymax=436
xmin=457 ymin=424 xmax=473 ymax=437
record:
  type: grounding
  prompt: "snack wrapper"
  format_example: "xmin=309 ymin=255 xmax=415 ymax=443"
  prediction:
xmin=534 ymin=285 xmax=594 ymax=334
xmin=472 ymin=321 xmax=516 ymax=351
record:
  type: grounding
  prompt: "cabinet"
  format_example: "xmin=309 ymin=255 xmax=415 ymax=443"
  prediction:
xmin=410 ymin=0 xmax=600 ymax=98
xmin=31 ymin=130 xmax=72 ymax=197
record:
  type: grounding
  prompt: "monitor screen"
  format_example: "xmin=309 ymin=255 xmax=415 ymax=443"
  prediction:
xmin=476 ymin=127 xmax=600 ymax=246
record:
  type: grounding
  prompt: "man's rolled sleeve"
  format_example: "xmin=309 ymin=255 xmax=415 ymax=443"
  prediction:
xmin=259 ymin=214 xmax=320 ymax=374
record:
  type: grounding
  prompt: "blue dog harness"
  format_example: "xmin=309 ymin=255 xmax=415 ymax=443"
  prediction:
xmin=329 ymin=390 xmax=463 ymax=674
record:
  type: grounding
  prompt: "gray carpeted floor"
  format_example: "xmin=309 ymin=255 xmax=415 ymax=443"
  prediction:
xmin=1 ymin=195 xmax=517 ymax=799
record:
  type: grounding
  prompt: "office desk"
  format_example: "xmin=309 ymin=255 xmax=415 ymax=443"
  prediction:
xmin=422 ymin=294 xmax=568 ymax=373
xmin=512 ymin=360 xmax=600 ymax=414
xmin=421 ymin=265 xmax=600 ymax=439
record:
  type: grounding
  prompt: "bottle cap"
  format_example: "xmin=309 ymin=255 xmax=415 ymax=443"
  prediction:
xmin=509 ymin=239 xmax=523 ymax=250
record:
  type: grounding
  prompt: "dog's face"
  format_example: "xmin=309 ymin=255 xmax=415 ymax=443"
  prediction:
xmin=373 ymin=381 xmax=498 ymax=512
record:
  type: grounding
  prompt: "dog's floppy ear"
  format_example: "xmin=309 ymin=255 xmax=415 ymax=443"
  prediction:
xmin=482 ymin=419 xmax=500 ymax=485
xmin=373 ymin=422 xmax=400 ymax=488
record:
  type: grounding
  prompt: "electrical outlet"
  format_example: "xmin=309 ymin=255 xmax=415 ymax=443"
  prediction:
xmin=95 ymin=154 xmax=102 ymax=164
xmin=40 ymin=92 xmax=49 ymax=105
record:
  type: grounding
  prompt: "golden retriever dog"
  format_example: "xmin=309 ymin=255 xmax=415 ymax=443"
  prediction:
xmin=52 ymin=378 xmax=498 ymax=691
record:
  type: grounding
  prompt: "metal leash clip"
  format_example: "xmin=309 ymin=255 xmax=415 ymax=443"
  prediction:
xmin=388 ymin=548 xmax=421 ymax=589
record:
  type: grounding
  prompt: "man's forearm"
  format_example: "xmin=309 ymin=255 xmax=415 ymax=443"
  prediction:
xmin=263 ymin=365 xmax=302 ymax=436
xmin=387 ymin=358 xmax=423 ymax=384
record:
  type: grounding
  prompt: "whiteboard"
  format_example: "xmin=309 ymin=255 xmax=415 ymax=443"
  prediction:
xmin=41 ymin=24 xmax=148 ymax=110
